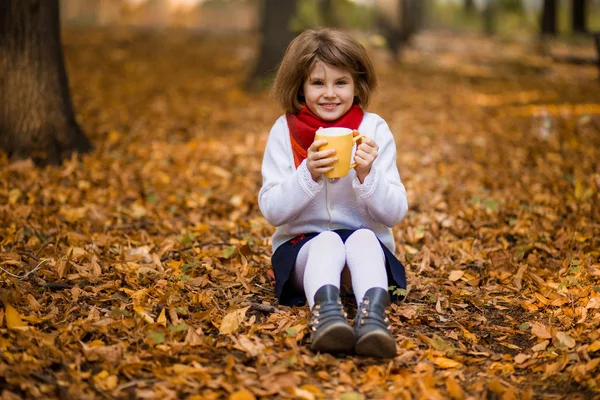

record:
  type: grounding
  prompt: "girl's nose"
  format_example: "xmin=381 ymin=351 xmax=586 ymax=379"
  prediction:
xmin=324 ymin=85 xmax=336 ymax=97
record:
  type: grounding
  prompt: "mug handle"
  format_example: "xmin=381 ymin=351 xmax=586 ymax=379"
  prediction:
xmin=349 ymin=134 xmax=366 ymax=169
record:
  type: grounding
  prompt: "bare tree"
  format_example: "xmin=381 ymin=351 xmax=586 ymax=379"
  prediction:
xmin=0 ymin=0 xmax=91 ymax=165
xmin=247 ymin=0 xmax=298 ymax=91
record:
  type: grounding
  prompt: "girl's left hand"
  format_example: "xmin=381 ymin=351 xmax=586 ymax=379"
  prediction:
xmin=353 ymin=133 xmax=378 ymax=183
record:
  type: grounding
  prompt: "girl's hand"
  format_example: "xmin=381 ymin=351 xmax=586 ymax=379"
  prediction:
xmin=353 ymin=133 xmax=378 ymax=183
xmin=307 ymin=139 xmax=337 ymax=182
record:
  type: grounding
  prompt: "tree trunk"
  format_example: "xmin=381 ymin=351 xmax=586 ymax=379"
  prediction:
xmin=319 ymin=0 xmax=338 ymax=27
xmin=0 ymin=0 xmax=91 ymax=165
xmin=571 ymin=0 xmax=587 ymax=34
xmin=541 ymin=0 xmax=558 ymax=36
xmin=483 ymin=0 xmax=496 ymax=36
xmin=464 ymin=0 xmax=476 ymax=14
xmin=247 ymin=0 xmax=297 ymax=91
xmin=376 ymin=0 xmax=423 ymax=61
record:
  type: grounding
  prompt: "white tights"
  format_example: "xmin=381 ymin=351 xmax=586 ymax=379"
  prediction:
xmin=292 ymin=229 xmax=388 ymax=309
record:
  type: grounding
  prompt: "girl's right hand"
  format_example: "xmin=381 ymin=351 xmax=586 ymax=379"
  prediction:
xmin=307 ymin=139 xmax=337 ymax=182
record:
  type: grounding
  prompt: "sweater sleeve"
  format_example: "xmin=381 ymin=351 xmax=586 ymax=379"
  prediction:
xmin=352 ymin=117 xmax=408 ymax=227
xmin=258 ymin=117 xmax=324 ymax=226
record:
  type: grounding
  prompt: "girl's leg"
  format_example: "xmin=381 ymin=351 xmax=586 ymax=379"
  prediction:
xmin=292 ymin=231 xmax=354 ymax=353
xmin=292 ymin=231 xmax=346 ymax=309
xmin=344 ymin=229 xmax=388 ymax=306
xmin=345 ymin=229 xmax=396 ymax=358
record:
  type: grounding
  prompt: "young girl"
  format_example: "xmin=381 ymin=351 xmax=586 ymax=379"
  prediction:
xmin=258 ymin=27 xmax=408 ymax=358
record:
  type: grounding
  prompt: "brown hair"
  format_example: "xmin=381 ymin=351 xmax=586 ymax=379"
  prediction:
xmin=272 ymin=27 xmax=377 ymax=115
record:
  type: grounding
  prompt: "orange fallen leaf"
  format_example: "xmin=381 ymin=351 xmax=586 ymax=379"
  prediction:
xmin=587 ymin=340 xmax=600 ymax=353
xmin=446 ymin=375 xmax=464 ymax=399
xmin=449 ymin=270 xmax=464 ymax=282
xmin=531 ymin=322 xmax=552 ymax=339
xmin=433 ymin=357 xmax=462 ymax=369
xmin=229 ymin=390 xmax=256 ymax=400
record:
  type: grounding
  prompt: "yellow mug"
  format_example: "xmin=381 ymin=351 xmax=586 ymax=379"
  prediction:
xmin=315 ymin=127 xmax=366 ymax=179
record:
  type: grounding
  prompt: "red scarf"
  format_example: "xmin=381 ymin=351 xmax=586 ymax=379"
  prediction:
xmin=286 ymin=104 xmax=364 ymax=168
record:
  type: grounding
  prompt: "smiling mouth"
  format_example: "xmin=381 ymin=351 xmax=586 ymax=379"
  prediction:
xmin=320 ymin=103 xmax=339 ymax=110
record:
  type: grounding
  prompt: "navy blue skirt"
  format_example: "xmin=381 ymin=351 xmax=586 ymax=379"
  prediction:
xmin=271 ymin=229 xmax=407 ymax=306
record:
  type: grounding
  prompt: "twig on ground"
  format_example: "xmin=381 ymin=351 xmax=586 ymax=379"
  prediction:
xmin=0 ymin=259 xmax=50 ymax=280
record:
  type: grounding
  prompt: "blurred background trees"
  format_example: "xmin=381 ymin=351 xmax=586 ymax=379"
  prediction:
xmin=58 ymin=0 xmax=600 ymax=83
xmin=2 ymin=0 xmax=600 ymax=163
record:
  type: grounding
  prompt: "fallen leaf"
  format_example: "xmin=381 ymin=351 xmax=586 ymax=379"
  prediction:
xmin=555 ymin=331 xmax=576 ymax=348
xmin=587 ymin=340 xmax=600 ymax=353
xmin=531 ymin=322 xmax=552 ymax=339
xmin=433 ymin=357 xmax=462 ymax=369
xmin=133 ymin=305 xmax=155 ymax=323
xmin=229 ymin=390 xmax=256 ymax=400
xmin=157 ymin=308 xmax=167 ymax=327
xmin=514 ymin=353 xmax=530 ymax=364
xmin=449 ymin=270 xmax=465 ymax=282
xmin=219 ymin=306 xmax=250 ymax=335
xmin=4 ymin=302 xmax=27 ymax=329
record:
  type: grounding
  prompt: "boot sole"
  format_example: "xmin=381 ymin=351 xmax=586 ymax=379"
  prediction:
xmin=311 ymin=322 xmax=356 ymax=354
xmin=355 ymin=330 xmax=397 ymax=358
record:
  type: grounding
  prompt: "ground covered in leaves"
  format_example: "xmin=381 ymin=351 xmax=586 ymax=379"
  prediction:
xmin=1 ymin=27 xmax=599 ymax=399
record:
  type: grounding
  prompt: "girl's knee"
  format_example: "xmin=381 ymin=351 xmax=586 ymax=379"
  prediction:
xmin=315 ymin=231 xmax=344 ymax=244
xmin=346 ymin=228 xmax=378 ymax=246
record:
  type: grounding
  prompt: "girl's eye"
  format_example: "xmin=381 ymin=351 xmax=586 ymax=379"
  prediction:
xmin=336 ymin=81 xmax=347 ymax=85
xmin=313 ymin=81 xmax=323 ymax=86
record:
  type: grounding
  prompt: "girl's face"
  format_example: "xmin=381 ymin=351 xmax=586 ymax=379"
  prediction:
xmin=302 ymin=61 xmax=356 ymax=121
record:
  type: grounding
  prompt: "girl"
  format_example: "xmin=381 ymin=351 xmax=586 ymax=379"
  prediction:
xmin=258 ymin=27 xmax=407 ymax=358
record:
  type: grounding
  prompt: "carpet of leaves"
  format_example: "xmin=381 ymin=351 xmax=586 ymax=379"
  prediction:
xmin=1 ymin=28 xmax=599 ymax=399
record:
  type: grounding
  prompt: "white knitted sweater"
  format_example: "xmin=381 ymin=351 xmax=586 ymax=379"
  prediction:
xmin=258 ymin=112 xmax=408 ymax=252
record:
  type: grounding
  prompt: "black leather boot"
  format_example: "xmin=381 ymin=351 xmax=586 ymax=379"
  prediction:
xmin=309 ymin=285 xmax=355 ymax=354
xmin=354 ymin=287 xmax=396 ymax=358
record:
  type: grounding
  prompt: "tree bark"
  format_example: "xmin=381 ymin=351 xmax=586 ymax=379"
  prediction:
xmin=247 ymin=0 xmax=297 ymax=91
xmin=541 ymin=0 xmax=558 ymax=36
xmin=571 ymin=0 xmax=587 ymax=34
xmin=0 ymin=0 xmax=91 ymax=165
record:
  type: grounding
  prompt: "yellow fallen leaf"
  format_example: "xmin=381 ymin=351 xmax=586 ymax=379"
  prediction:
xmin=219 ymin=306 xmax=250 ymax=335
xmin=93 ymin=370 xmax=118 ymax=391
xmin=157 ymin=308 xmax=167 ymax=327
xmin=133 ymin=305 xmax=154 ymax=323
xmin=461 ymin=327 xmax=478 ymax=343
xmin=229 ymin=389 xmax=256 ymax=400
xmin=587 ymin=340 xmax=600 ymax=353
xmin=5 ymin=302 xmax=27 ymax=329
xmin=531 ymin=340 xmax=549 ymax=352
xmin=300 ymin=385 xmax=323 ymax=397
xmin=8 ymin=188 xmax=21 ymax=204
xmin=433 ymin=357 xmax=462 ymax=369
